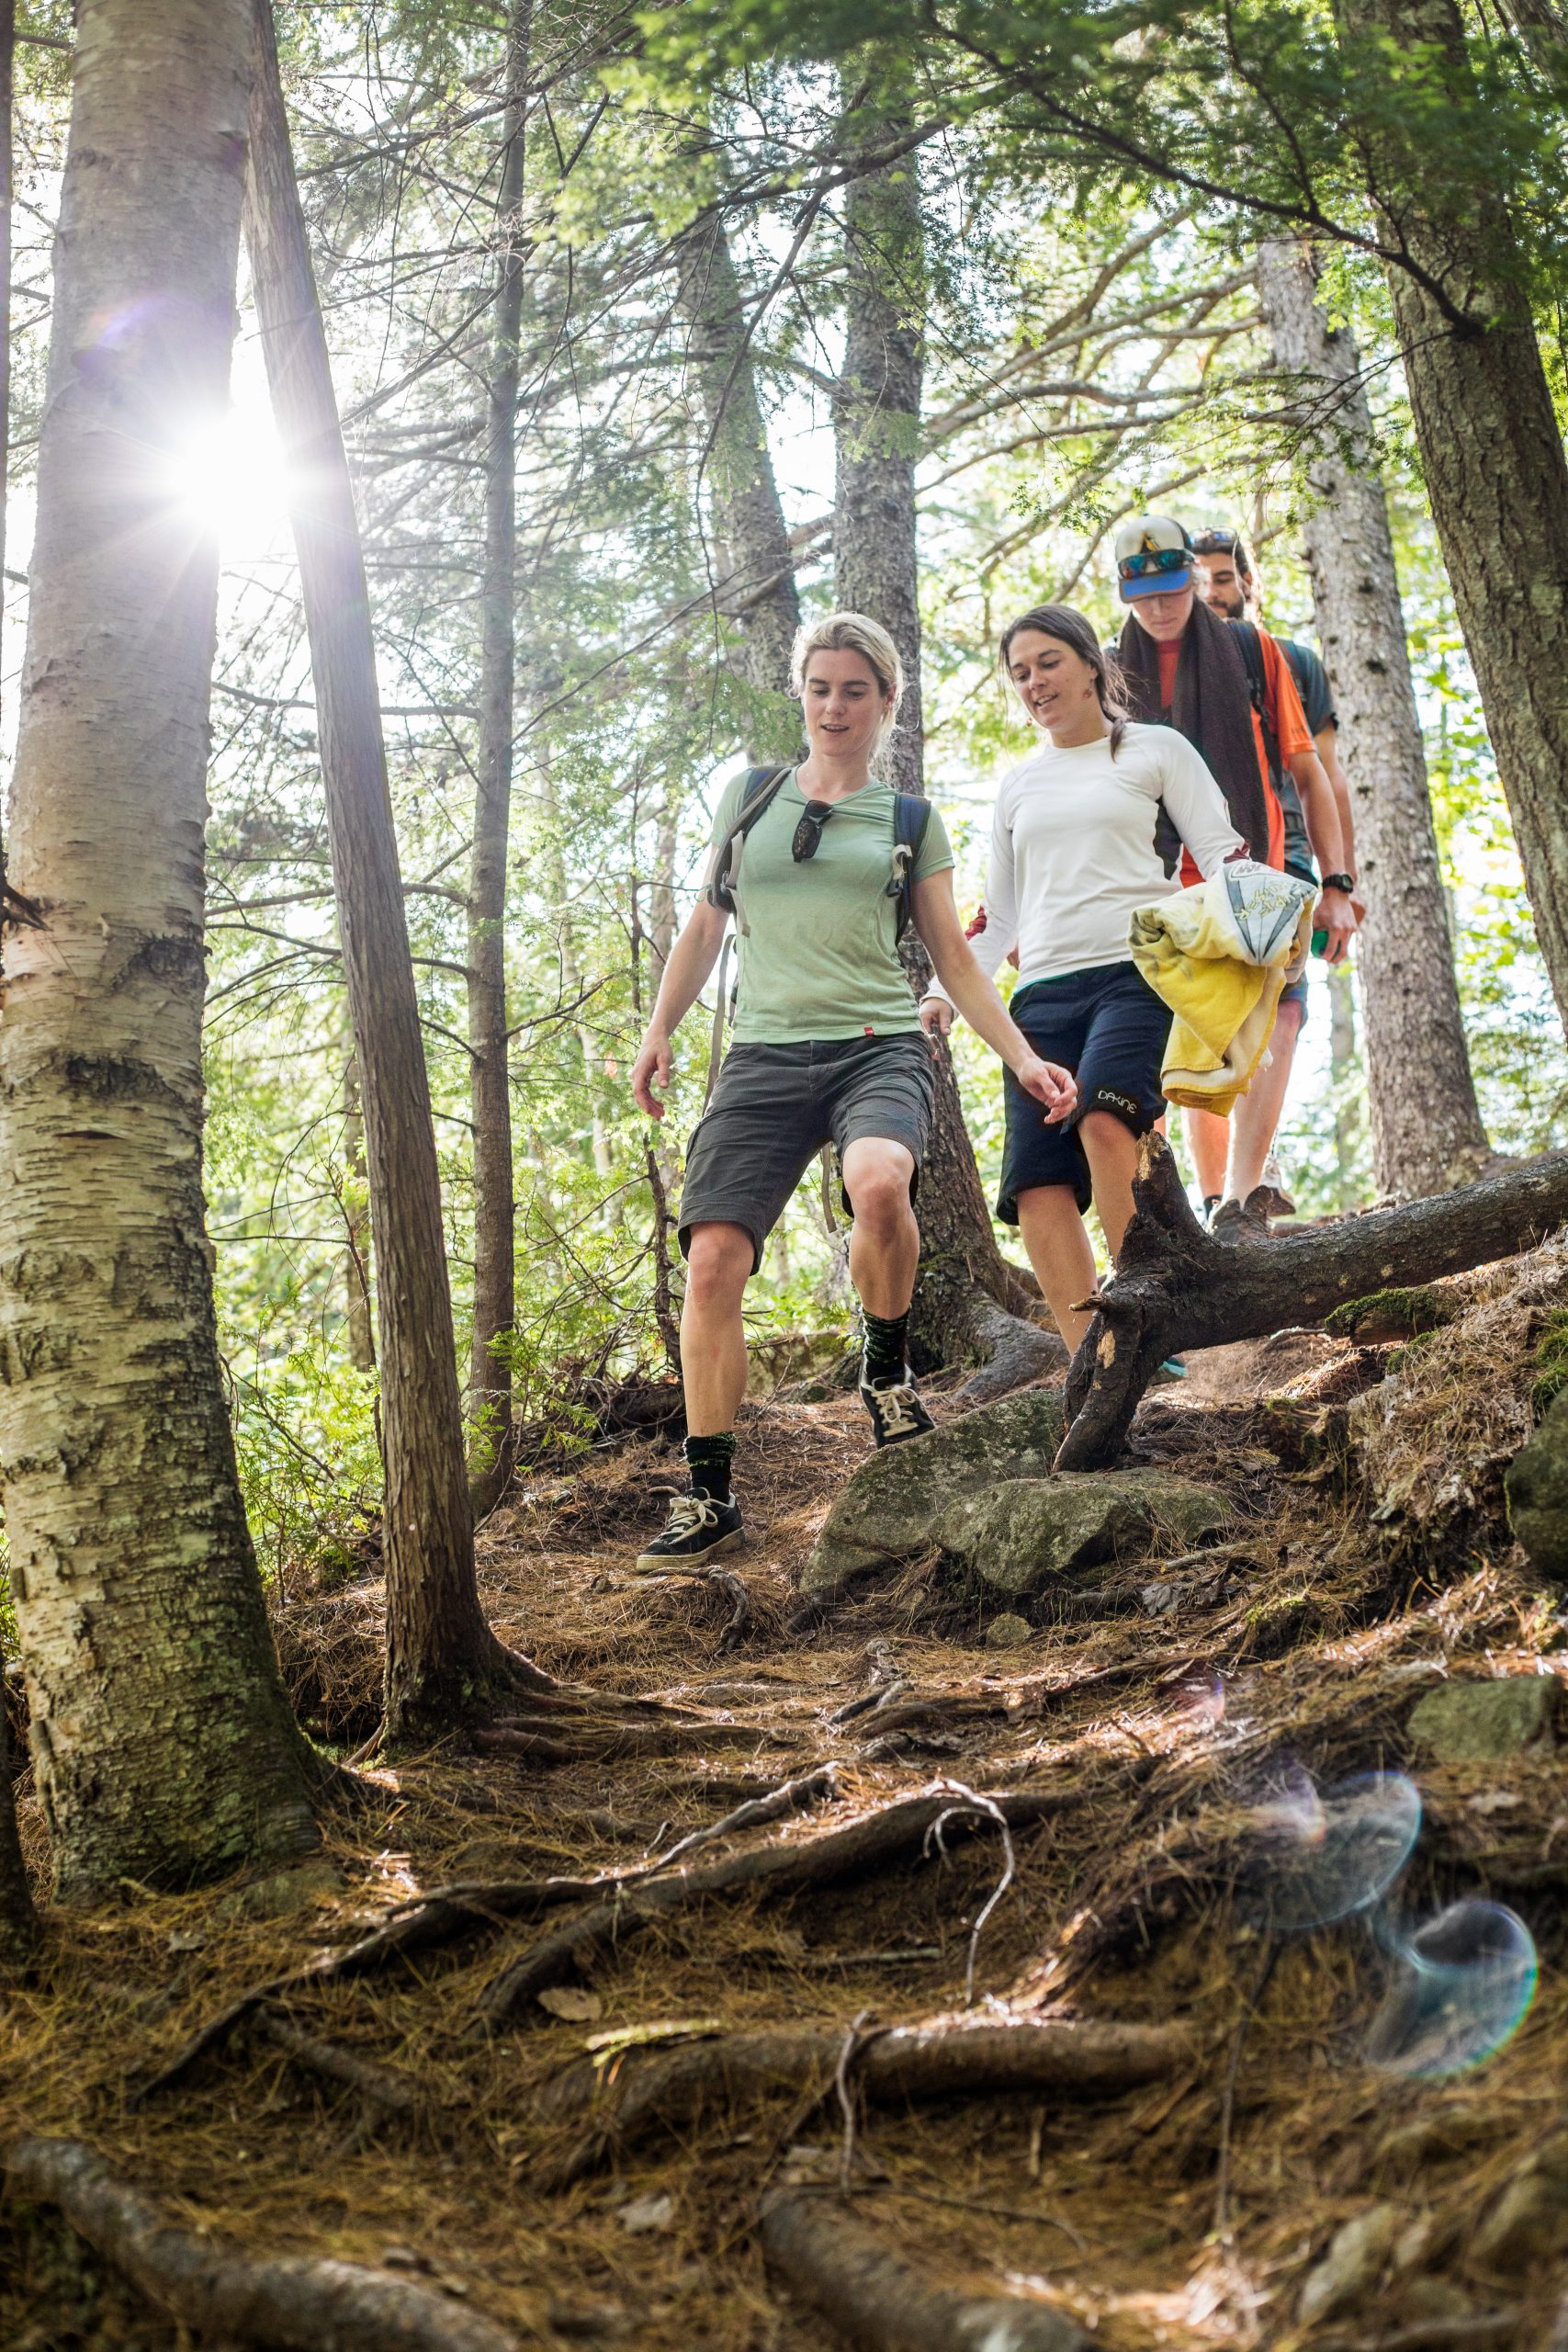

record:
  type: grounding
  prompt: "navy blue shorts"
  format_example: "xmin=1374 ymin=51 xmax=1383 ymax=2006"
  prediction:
xmin=1279 ymin=974 xmax=1309 ymax=1030
xmin=998 ymin=962 xmax=1172 ymax=1221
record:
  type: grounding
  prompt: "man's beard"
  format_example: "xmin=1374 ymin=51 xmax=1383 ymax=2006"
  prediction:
xmin=1217 ymin=591 xmax=1247 ymax=619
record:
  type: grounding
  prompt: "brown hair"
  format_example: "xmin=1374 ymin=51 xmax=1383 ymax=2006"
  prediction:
xmin=999 ymin=604 xmax=1133 ymax=756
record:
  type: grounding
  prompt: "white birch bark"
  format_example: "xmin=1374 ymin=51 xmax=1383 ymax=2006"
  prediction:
xmin=0 ymin=0 xmax=316 ymax=1895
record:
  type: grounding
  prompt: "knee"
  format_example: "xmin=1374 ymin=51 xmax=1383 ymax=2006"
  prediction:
xmin=1078 ymin=1108 xmax=1133 ymax=1155
xmin=844 ymin=1152 xmax=913 ymax=1233
xmin=684 ymin=1226 xmax=752 ymax=1306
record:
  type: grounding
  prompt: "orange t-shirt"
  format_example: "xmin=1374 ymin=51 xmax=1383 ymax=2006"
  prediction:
xmin=1157 ymin=631 xmax=1312 ymax=879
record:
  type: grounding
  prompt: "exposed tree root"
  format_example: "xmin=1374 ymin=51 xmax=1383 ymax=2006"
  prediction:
xmin=475 ymin=1781 xmax=1078 ymax=2029
xmin=955 ymin=1287 xmax=1068 ymax=1406
xmin=132 ymin=1768 xmax=844 ymax=2103
xmin=1057 ymin=1136 xmax=1568 ymax=1470
xmin=252 ymin=2010 xmax=423 ymax=2121
xmin=472 ymin=1712 xmax=788 ymax=1763
xmin=5 ymin=2137 xmax=519 ymax=2351
xmin=760 ymin=2186 xmax=1089 ymax=2352
xmin=536 ymin=2014 xmax=1192 ymax=2187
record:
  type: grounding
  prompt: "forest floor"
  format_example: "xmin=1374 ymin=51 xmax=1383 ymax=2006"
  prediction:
xmin=5 ymin=1245 xmax=1568 ymax=2352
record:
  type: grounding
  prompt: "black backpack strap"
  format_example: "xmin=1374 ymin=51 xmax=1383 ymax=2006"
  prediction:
xmin=703 ymin=763 xmax=792 ymax=914
xmin=888 ymin=793 xmax=932 ymax=942
xmin=1232 ymin=622 xmax=1282 ymax=790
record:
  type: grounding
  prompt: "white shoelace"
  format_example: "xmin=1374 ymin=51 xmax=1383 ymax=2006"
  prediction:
xmin=873 ymin=1384 xmax=922 ymax=1438
xmin=661 ymin=1494 xmax=721 ymax=1540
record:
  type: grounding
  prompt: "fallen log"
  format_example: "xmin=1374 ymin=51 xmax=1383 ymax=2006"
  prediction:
xmin=476 ymin=1781 xmax=1077 ymax=2030
xmin=760 ymin=2187 xmax=1089 ymax=2352
xmin=1056 ymin=1138 xmax=1568 ymax=1471
xmin=536 ymin=2013 xmax=1192 ymax=2188
xmin=5 ymin=2136 xmax=518 ymax=2352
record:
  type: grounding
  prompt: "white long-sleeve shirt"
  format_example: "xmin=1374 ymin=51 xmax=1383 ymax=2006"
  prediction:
xmin=931 ymin=722 xmax=1245 ymax=1001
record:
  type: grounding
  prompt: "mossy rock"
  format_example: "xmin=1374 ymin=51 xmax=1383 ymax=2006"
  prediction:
xmin=1529 ymin=1306 xmax=1568 ymax=1419
xmin=1324 ymin=1285 xmax=1457 ymax=1345
xmin=1406 ymin=1674 xmax=1559 ymax=1760
xmin=932 ymin=1471 xmax=1231 ymax=1599
xmin=1506 ymin=1387 xmax=1568 ymax=1578
xmin=797 ymin=1387 xmax=1066 ymax=1599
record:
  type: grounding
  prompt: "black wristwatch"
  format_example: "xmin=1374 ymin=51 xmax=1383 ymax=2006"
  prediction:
xmin=1321 ymin=872 xmax=1355 ymax=894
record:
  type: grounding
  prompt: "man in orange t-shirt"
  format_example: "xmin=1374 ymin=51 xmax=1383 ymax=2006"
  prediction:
xmin=1113 ymin=514 xmax=1357 ymax=1232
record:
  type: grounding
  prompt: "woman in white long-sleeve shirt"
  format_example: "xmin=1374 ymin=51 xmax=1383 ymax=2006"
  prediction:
xmin=921 ymin=604 xmax=1243 ymax=1351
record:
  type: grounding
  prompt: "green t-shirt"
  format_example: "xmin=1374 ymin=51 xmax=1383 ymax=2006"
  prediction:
xmin=709 ymin=767 xmax=954 ymax=1044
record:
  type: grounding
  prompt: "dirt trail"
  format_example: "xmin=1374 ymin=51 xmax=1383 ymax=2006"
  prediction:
xmin=4 ymin=1293 xmax=1565 ymax=2350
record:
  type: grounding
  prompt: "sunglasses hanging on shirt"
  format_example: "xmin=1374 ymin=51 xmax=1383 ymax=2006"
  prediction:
xmin=791 ymin=802 xmax=836 ymax=863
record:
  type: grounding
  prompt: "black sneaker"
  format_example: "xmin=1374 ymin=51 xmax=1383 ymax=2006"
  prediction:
xmin=860 ymin=1360 xmax=935 ymax=1449
xmin=633 ymin=1492 xmax=744 ymax=1574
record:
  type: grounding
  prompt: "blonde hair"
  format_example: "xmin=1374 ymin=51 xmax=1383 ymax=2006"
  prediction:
xmin=791 ymin=611 xmax=904 ymax=751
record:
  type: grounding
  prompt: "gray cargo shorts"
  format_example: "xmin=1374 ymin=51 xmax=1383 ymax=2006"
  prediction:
xmin=678 ymin=1034 xmax=934 ymax=1272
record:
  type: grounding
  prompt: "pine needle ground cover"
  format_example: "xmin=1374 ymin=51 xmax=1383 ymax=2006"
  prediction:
xmin=5 ymin=1257 xmax=1567 ymax=2350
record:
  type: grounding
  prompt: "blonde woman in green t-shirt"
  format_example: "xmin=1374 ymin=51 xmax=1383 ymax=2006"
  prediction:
xmin=626 ymin=612 xmax=1076 ymax=1572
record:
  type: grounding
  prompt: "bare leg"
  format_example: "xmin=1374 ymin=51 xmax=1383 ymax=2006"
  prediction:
xmin=680 ymin=1222 xmax=753 ymax=1436
xmin=1183 ymin=1103 xmax=1229 ymax=1202
xmin=1015 ymin=1184 xmax=1100 ymax=1352
xmin=1224 ymin=1000 xmax=1303 ymax=1203
xmin=841 ymin=1136 xmax=919 ymax=1319
xmin=1078 ymin=1109 xmax=1143 ymax=1255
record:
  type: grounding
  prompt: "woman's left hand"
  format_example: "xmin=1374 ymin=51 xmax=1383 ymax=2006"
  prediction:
xmin=1015 ymin=1052 xmax=1077 ymax=1125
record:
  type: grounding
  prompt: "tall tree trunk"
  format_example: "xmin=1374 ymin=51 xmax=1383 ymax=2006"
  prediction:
xmin=675 ymin=209 xmax=801 ymax=757
xmin=1327 ymin=961 xmax=1365 ymax=1209
xmin=341 ymin=1053 xmax=375 ymax=1373
xmin=833 ymin=96 xmax=1062 ymax=1392
xmin=243 ymin=0 xmax=546 ymax=1737
xmin=1338 ymin=0 xmax=1568 ymax=1037
xmin=467 ymin=0 xmax=530 ymax=1520
xmin=1256 ymin=238 xmax=1491 ymax=1199
xmin=0 ymin=0 xmax=319 ymax=1896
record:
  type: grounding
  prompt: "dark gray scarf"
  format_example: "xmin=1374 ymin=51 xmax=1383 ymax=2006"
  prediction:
xmin=1117 ymin=596 xmax=1271 ymax=867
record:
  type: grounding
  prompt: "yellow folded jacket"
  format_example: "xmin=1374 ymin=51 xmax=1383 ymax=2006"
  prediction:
xmin=1128 ymin=861 xmax=1315 ymax=1115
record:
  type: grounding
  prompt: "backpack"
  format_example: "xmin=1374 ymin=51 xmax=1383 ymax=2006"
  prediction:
xmin=704 ymin=763 xmax=931 ymax=944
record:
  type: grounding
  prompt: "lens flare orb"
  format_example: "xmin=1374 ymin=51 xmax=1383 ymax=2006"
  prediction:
xmin=1242 ymin=1768 xmax=1423 ymax=1933
xmin=1364 ymin=1899 xmax=1538 ymax=2077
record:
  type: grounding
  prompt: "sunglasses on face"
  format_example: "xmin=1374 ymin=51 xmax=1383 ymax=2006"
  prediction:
xmin=1117 ymin=544 xmax=1191 ymax=582
xmin=792 ymin=802 xmax=835 ymax=862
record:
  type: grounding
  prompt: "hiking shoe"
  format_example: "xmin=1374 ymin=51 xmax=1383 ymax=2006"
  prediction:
xmin=1152 ymin=1355 xmax=1189 ymax=1384
xmin=633 ymin=1492 xmax=744 ymax=1574
xmin=1252 ymin=1151 xmax=1298 ymax=1220
xmin=860 ymin=1361 xmax=936 ymax=1449
xmin=1211 ymin=1194 xmax=1270 ymax=1246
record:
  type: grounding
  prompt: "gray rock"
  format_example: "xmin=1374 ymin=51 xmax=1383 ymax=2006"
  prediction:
xmin=1297 ymin=2205 xmax=1401 ymax=2326
xmin=798 ymin=1388 xmax=1066 ymax=1599
xmin=1406 ymin=1676 xmax=1558 ymax=1762
xmin=1507 ymin=1390 xmax=1568 ymax=1577
xmin=932 ymin=1470 xmax=1231 ymax=1600
xmin=984 ymin=1613 xmax=1032 ymax=1650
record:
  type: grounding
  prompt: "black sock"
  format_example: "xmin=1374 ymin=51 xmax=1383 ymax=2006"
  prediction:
xmin=683 ymin=1431 xmax=735 ymax=1504
xmin=862 ymin=1308 xmax=910 ymax=1386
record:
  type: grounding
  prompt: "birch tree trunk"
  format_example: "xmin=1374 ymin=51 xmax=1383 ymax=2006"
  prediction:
xmin=244 ymin=0 xmax=547 ymax=1737
xmin=675 ymin=209 xmax=801 ymax=757
xmin=0 ymin=0 xmax=319 ymax=1896
xmin=834 ymin=97 xmax=1062 ymax=1391
xmin=1256 ymin=238 xmax=1490 ymax=1198
xmin=467 ymin=0 xmax=530 ymax=1519
xmin=1337 ymin=0 xmax=1568 ymax=1037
